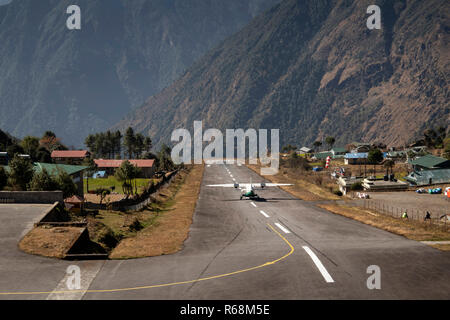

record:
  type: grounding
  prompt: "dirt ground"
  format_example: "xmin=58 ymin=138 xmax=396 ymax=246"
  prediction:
xmin=317 ymin=203 xmax=450 ymax=246
xmin=19 ymin=226 xmax=85 ymax=258
xmin=84 ymin=193 xmax=126 ymax=204
xmin=366 ymin=189 xmax=450 ymax=218
xmin=109 ymin=165 xmax=204 ymax=259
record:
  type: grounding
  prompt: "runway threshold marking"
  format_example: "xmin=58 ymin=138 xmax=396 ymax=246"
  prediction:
xmin=250 ymin=202 xmax=257 ymax=207
xmin=46 ymin=262 xmax=103 ymax=300
xmin=259 ymin=210 xmax=270 ymax=218
xmin=275 ymin=223 xmax=290 ymax=234
xmin=0 ymin=224 xmax=294 ymax=296
xmin=302 ymin=246 xmax=334 ymax=283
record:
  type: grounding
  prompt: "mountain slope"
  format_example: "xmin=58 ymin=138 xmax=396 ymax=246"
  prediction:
xmin=0 ymin=0 xmax=280 ymax=146
xmin=115 ymin=0 xmax=449 ymax=148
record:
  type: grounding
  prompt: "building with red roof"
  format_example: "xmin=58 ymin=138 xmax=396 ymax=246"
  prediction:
xmin=94 ymin=159 xmax=155 ymax=178
xmin=51 ymin=150 xmax=90 ymax=165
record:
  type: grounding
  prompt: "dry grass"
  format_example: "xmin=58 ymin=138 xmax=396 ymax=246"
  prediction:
xmin=19 ymin=226 xmax=85 ymax=258
xmin=317 ymin=203 xmax=450 ymax=250
xmin=247 ymin=164 xmax=341 ymax=201
xmin=428 ymin=243 xmax=450 ymax=251
xmin=109 ymin=165 xmax=204 ymax=259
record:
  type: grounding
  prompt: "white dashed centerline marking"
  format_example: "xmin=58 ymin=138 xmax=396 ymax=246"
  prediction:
xmin=250 ymin=202 xmax=257 ymax=208
xmin=275 ymin=222 xmax=290 ymax=234
xmin=259 ymin=210 xmax=270 ymax=218
xmin=302 ymin=246 xmax=335 ymax=283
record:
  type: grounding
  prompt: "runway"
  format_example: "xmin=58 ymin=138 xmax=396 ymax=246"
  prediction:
xmin=1 ymin=164 xmax=449 ymax=299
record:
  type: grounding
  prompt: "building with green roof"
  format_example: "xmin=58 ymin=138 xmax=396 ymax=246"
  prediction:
xmin=313 ymin=151 xmax=333 ymax=160
xmin=409 ymin=155 xmax=450 ymax=171
xmin=2 ymin=162 xmax=87 ymax=197
xmin=405 ymin=168 xmax=450 ymax=186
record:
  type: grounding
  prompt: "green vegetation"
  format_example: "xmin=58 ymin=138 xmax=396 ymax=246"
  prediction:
xmin=85 ymin=127 xmax=153 ymax=159
xmin=157 ymin=144 xmax=175 ymax=172
xmin=422 ymin=127 xmax=447 ymax=149
xmin=283 ymin=152 xmax=310 ymax=171
xmin=28 ymin=168 xmax=58 ymax=191
xmin=0 ymin=167 xmax=7 ymax=191
xmin=444 ymin=137 xmax=450 ymax=160
xmin=313 ymin=141 xmax=322 ymax=152
xmin=325 ymin=136 xmax=336 ymax=149
xmin=54 ymin=170 xmax=77 ymax=198
xmin=368 ymin=148 xmax=383 ymax=174
xmin=114 ymin=160 xmax=142 ymax=197
xmin=350 ymin=182 xmax=363 ymax=191
xmin=84 ymin=176 xmax=152 ymax=195
xmin=95 ymin=188 xmax=111 ymax=205
xmin=0 ymin=129 xmax=59 ymax=162
xmin=282 ymin=144 xmax=297 ymax=153
xmin=8 ymin=155 xmax=34 ymax=190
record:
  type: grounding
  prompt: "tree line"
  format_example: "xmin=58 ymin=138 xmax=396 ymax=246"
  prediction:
xmin=0 ymin=130 xmax=67 ymax=163
xmin=84 ymin=127 xmax=152 ymax=159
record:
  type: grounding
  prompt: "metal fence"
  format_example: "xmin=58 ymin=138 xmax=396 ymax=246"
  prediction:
xmin=355 ymin=199 xmax=449 ymax=232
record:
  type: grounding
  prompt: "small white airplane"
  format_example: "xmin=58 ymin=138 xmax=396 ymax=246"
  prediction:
xmin=207 ymin=179 xmax=292 ymax=200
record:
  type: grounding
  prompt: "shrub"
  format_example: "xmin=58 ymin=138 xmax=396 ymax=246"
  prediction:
xmin=129 ymin=218 xmax=144 ymax=232
xmin=350 ymin=182 xmax=363 ymax=190
xmin=55 ymin=170 xmax=77 ymax=198
xmin=99 ymin=229 xmax=122 ymax=249
xmin=8 ymin=155 xmax=34 ymax=190
xmin=95 ymin=187 xmax=111 ymax=205
xmin=0 ymin=167 xmax=7 ymax=191
xmin=28 ymin=168 xmax=58 ymax=191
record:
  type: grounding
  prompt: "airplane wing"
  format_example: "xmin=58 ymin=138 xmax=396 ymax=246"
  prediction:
xmin=207 ymin=183 xmax=292 ymax=188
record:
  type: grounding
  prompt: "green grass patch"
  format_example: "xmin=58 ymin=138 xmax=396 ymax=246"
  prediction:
xmin=84 ymin=176 xmax=157 ymax=194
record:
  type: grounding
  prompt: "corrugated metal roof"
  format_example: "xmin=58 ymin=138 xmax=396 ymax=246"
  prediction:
xmin=410 ymin=155 xmax=450 ymax=169
xmin=51 ymin=150 xmax=90 ymax=158
xmin=34 ymin=163 xmax=87 ymax=176
xmin=345 ymin=153 xmax=368 ymax=159
xmin=299 ymin=147 xmax=313 ymax=153
xmin=331 ymin=147 xmax=347 ymax=153
xmin=2 ymin=163 xmax=87 ymax=176
xmin=405 ymin=168 xmax=450 ymax=186
xmin=314 ymin=152 xmax=332 ymax=159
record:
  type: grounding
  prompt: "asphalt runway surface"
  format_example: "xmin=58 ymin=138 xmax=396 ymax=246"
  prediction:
xmin=1 ymin=164 xmax=449 ymax=299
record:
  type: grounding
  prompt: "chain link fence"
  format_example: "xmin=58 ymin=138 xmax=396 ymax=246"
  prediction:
xmin=355 ymin=198 xmax=449 ymax=232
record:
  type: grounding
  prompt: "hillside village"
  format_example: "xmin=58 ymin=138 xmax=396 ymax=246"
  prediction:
xmin=274 ymin=128 xmax=450 ymax=225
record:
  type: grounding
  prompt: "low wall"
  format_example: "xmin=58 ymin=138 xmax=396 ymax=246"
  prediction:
xmin=35 ymin=202 xmax=70 ymax=225
xmin=0 ymin=191 xmax=63 ymax=204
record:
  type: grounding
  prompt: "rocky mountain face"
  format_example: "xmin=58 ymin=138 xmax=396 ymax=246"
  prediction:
xmin=115 ymin=0 xmax=449 ymax=149
xmin=0 ymin=0 xmax=279 ymax=146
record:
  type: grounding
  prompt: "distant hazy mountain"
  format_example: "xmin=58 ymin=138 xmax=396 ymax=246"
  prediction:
xmin=0 ymin=0 xmax=280 ymax=146
xmin=115 ymin=0 xmax=449 ymax=148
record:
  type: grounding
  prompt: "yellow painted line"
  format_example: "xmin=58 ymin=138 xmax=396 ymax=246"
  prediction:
xmin=0 ymin=224 xmax=294 ymax=296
